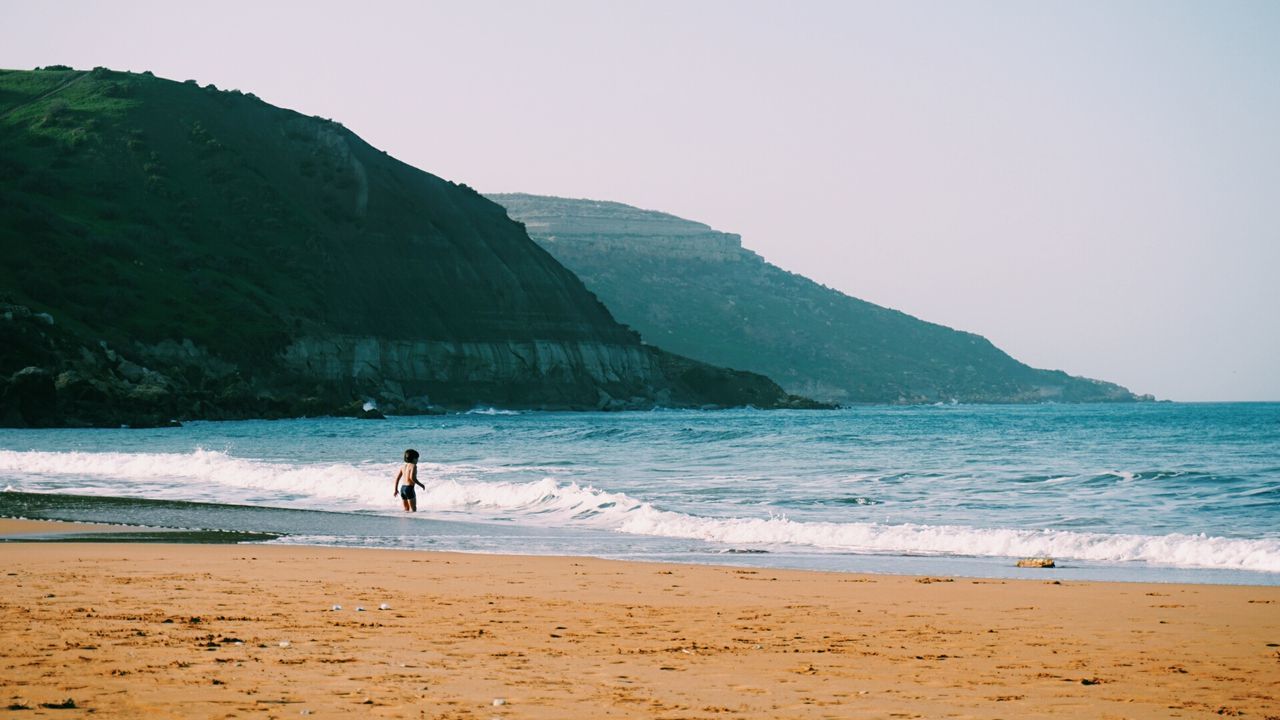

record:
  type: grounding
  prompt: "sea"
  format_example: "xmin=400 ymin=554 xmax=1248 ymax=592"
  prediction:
xmin=1 ymin=402 xmax=1277 ymax=585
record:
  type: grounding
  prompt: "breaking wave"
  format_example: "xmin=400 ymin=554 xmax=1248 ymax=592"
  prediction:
xmin=2 ymin=449 xmax=1278 ymax=573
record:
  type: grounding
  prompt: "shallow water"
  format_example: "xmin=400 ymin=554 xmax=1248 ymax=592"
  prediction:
xmin=1 ymin=403 xmax=1277 ymax=584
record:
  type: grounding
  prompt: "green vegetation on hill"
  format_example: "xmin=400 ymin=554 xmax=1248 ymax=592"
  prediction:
xmin=0 ymin=68 xmax=811 ymax=426
xmin=1 ymin=67 xmax=636 ymax=354
xmin=491 ymin=194 xmax=1146 ymax=404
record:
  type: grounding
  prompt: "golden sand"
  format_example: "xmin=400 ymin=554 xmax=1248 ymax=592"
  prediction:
xmin=1 ymin=521 xmax=1277 ymax=718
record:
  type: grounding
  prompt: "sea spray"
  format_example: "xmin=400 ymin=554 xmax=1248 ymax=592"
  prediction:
xmin=2 ymin=446 xmax=1277 ymax=573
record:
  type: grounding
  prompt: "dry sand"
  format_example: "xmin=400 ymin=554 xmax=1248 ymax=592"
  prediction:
xmin=1 ymin=519 xmax=1277 ymax=719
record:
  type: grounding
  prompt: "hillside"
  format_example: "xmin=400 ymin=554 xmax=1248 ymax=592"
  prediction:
xmin=490 ymin=193 xmax=1146 ymax=404
xmin=0 ymin=67 xmax=812 ymax=427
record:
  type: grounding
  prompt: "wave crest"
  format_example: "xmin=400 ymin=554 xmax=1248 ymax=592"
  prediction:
xmin=1 ymin=449 xmax=1277 ymax=573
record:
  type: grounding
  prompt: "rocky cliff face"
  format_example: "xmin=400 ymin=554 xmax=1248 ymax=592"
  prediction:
xmin=517 ymin=196 xmax=748 ymax=262
xmin=0 ymin=68 xmax=811 ymax=426
xmin=491 ymin=193 xmax=1148 ymax=405
xmin=278 ymin=337 xmax=670 ymax=406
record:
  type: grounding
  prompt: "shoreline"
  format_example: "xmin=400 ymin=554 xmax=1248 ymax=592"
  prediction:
xmin=0 ymin=518 xmax=281 ymax=545
xmin=2 ymin=397 xmax=1185 ymax=430
xmin=2 ymin=522 xmax=1278 ymax=717
xmin=0 ymin=518 xmax=148 ymax=536
xmin=5 ymin=516 xmax=1278 ymax=587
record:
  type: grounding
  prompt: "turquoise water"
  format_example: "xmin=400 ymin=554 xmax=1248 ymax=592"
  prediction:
xmin=2 ymin=403 xmax=1277 ymax=584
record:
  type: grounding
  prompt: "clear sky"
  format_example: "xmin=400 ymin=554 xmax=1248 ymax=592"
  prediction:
xmin=4 ymin=1 xmax=1278 ymax=400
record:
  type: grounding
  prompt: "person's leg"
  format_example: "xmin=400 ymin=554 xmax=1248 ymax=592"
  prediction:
xmin=402 ymin=497 xmax=411 ymax=511
xmin=410 ymin=497 xmax=418 ymax=512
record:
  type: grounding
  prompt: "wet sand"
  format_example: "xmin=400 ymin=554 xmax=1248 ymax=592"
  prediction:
xmin=1 ymin=521 xmax=1277 ymax=718
xmin=0 ymin=518 xmax=154 ymax=536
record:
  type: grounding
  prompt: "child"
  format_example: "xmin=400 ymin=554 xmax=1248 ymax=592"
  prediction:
xmin=393 ymin=449 xmax=426 ymax=512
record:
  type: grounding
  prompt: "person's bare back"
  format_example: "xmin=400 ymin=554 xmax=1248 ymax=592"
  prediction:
xmin=394 ymin=449 xmax=425 ymax=511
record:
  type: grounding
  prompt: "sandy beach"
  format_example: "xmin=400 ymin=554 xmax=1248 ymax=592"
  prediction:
xmin=1 ymin=520 xmax=1277 ymax=719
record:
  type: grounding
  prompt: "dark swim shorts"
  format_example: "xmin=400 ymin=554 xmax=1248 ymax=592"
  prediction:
xmin=399 ymin=485 xmax=416 ymax=500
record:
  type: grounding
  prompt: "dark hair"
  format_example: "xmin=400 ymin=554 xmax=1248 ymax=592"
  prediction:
xmin=403 ymin=449 xmax=419 ymax=463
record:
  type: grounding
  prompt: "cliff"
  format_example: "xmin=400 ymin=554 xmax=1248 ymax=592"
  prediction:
xmin=0 ymin=67 xmax=812 ymax=427
xmin=490 ymin=193 xmax=1147 ymax=404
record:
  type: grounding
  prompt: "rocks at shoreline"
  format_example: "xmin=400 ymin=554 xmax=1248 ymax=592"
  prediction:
xmin=0 ymin=302 xmax=820 ymax=428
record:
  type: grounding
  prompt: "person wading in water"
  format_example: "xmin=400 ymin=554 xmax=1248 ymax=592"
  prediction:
xmin=393 ymin=449 xmax=426 ymax=512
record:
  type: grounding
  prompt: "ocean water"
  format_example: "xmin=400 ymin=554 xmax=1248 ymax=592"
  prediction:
xmin=1 ymin=403 xmax=1278 ymax=585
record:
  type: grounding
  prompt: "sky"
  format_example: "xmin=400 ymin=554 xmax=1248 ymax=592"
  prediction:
xmin=4 ymin=1 xmax=1278 ymax=401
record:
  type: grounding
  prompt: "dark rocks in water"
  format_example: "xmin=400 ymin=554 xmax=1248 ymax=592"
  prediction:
xmin=1 ymin=367 xmax=58 ymax=428
xmin=0 ymin=68 xmax=816 ymax=426
xmin=491 ymin=193 xmax=1147 ymax=405
xmin=124 ymin=417 xmax=183 ymax=429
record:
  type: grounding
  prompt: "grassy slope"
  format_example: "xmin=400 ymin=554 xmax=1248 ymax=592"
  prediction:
xmin=0 ymin=68 xmax=805 ymax=423
xmin=491 ymin=194 xmax=1137 ymax=404
xmin=0 ymin=68 xmax=636 ymax=370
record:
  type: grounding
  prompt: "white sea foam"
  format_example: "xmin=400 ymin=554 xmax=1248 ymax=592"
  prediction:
xmin=614 ymin=508 xmax=1280 ymax=572
xmin=1 ymin=449 xmax=1278 ymax=573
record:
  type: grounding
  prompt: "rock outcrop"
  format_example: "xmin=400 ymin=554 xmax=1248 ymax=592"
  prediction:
xmin=491 ymin=193 xmax=1149 ymax=405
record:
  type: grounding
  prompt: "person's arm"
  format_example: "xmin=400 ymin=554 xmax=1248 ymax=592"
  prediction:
xmin=412 ymin=464 xmax=425 ymax=489
xmin=393 ymin=467 xmax=403 ymax=496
